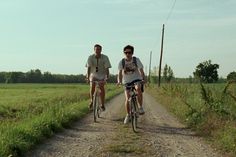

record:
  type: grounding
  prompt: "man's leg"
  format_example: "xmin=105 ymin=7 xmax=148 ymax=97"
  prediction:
xmin=125 ymin=90 xmax=131 ymax=114
xmin=135 ymin=84 xmax=143 ymax=107
xmin=124 ymin=90 xmax=131 ymax=124
xmin=100 ymin=82 xmax=105 ymax=109
xmin=135 ymin=84 xmax=145 ymax=114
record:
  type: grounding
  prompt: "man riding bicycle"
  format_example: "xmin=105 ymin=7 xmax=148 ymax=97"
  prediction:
xmin=86 ymin=44 xmax=111 ymax=111
xmin=117 ymin=45 xmax=146 ymax=124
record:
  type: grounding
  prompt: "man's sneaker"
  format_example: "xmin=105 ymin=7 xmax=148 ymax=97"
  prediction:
xmin=101 ymin=105 xmax=106 ymax=111
xmin=139 ymin=107 xmax=145 ymax=115
xmin=88 ymin=102 xmax=93 ymax=111
xmin=124 ymin=114 xmax=130 ymax=124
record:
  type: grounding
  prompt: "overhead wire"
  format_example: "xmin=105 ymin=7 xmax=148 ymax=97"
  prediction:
xmin=165 ymin=0 xmax=177 ymax=25
xmin=151 ymin=0 xmax=177 ymax=50
xmin=149 ymin=0 xmax=177 ymax=71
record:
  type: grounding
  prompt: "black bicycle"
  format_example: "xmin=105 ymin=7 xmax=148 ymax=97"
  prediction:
xmin=125 ymin=82 xmax=142 ymax=132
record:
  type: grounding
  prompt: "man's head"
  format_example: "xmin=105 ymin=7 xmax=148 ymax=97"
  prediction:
xmin=123 ymin=45 xmax=134 ymax=59
xmin=94 ymin=44 xmax=102 ymax=56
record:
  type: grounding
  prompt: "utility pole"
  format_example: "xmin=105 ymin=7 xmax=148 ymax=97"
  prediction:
xmin=158 ymin=24 xmax=165 ymax=87
xmin=148 ymin=51 xmax=152 ymax=84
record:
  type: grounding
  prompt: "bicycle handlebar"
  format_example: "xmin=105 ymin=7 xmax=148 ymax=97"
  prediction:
xmin=90 ymin=80 xmax=107 ymax=85
xmin=124 ymin=80 xmax=144 ymax=88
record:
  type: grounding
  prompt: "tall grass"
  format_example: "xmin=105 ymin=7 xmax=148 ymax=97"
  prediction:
xmin=0 ymin=84 xmax=122 ymax=157
xmin=147 ymin=82 xmax=236 ymax=156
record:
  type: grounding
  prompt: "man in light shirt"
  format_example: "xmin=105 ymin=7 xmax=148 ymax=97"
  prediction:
xmin=86 ymin=44 xmax=111 ymax=111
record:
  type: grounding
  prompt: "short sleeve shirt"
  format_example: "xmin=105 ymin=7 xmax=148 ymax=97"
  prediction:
xmin=86 ymin=54 xmax=111 ymax=81
xmin=118 ymin=57 xmax=143 ymax=84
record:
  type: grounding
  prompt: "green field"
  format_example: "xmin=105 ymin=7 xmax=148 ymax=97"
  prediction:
xmin=147 ymin=83 xmax=236 ymax=156
xmin=0 ymin=84 xmax=122 ymax=157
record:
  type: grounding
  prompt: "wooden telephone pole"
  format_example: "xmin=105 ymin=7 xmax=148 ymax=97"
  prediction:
xmin=158 ymin=24 xmax=165 ymax=87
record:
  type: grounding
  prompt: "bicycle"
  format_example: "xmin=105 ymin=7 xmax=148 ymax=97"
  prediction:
xmin=91 ymin=80 xmax=104 ymax=122
xmin=125 ymin=81 xmax=143 ymax=132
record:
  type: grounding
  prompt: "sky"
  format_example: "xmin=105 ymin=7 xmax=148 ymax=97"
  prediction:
xmin=0 ymin=0 xmax=235 ymax=78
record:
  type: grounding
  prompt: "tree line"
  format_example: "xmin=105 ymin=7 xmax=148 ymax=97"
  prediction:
xmin=1 ymin=60 xmax=235 ymax=84
xmin=0 ymin=69 xmax=117 ymax=83
xmin=149 ymin=60 xmax=235 ymax=84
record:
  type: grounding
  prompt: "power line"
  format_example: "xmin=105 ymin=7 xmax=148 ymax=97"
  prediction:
xmin=165 ymin=0 xmax=177 ymax=24
xmin=157 ymin=1 xmax=177 ymax=86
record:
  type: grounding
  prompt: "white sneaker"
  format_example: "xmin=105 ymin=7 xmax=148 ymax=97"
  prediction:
xmin=124 ymin=114 xmax=130 ymax=124
xmin=139 ymin=107 xmax=145 ymax=115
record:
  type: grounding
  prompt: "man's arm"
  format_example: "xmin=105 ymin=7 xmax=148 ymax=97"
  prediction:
xmin=139 ymin=68 xmax=147 ymax=82
xmin=106 ymin=68 xmax=110 ymax=80
xmin=86 ymin=67 xmax=91 ymax=82
xmin=117 ymin=70 xmax=122 ymax=84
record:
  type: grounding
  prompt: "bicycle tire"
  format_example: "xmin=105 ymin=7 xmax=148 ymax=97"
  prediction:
xmin=93 ymin=92 xmax=97 ymax=122
xmin=131 ymin=98 xmax=138 ymax=132
xmin=97 ymin=96 xmax=101 ymax=118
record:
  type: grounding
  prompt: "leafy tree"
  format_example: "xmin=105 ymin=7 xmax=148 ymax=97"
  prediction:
xmin=163 ymin=64 xmax=174 ymax=83
xmin=163 ymin=64 xmax=168 ymax=81
xmin=77 ymin=74 xmax=86 ymax=83
xmin=167 ymin=66 xmax=174 ymax=82
xmin=0 ymin=72 xmax=6 ymax=83
xmin=227 ymin=71 xmax=236 ymax=82
xmin=26 ymin=69 xmax=42 ymax=83
xmin=5 ymin=72 xmax=25 ymax=83
xmin=42 ymin=72 xmax=54 ymax=83
xmin=193 ymin=60 xmax=219 ymax=83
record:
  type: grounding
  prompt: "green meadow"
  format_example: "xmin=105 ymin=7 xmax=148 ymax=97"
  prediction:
xmin=0 ymin=84 xmax=122 ymax=157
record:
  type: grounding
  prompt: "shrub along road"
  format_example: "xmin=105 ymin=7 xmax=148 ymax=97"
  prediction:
xmin=26 ymin=93 xmax=221 ymax=157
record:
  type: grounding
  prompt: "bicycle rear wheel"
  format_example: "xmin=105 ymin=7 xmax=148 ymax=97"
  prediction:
xmin=130 ymin=98 xmax=138 ymax=132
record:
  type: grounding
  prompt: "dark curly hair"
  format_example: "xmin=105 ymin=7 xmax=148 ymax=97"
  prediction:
xmin=123 ymin=45 xmax=134 ymax=53
xmin=94 ymin=44 xmax=102 ymax=49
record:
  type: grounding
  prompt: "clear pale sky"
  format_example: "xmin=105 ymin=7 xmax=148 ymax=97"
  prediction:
xmin=0 ymin=0 xmax=235 ymax=77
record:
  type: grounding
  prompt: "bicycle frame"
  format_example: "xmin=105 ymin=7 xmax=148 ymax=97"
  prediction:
xmin=91 ymin=80 xmax=104 ymax=122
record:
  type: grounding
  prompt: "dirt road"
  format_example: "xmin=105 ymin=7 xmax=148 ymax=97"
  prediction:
xmin=26 ymin=93 xmax=221 ymax=157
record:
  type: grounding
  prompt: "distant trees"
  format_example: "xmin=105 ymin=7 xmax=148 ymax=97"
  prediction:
xmin=0 ymin=69 xmax=121 ymax=84
xmin=0 ymin=73 xmax=5 ymax=82
xmin=107 ymin=74 xmax=117 ymax=83
xmin=193 ymin=60 xmax=219 ymax=83
xmin=5 ymin=72 xmax=25 ymax=83
xmin=163 ymin=64 xmax=174 ymax=83
xmin=25 ymin=69 xmax=42 ymax=83
xmin=148 ymin=64 xmax=174 ymax=84
xmin=149 ymin=66 xmax=158 ymax=84
xmin=227 ymin=71 xmax=236 ymax=82
xmin=0 ymin=69 xmax=87 ymax=84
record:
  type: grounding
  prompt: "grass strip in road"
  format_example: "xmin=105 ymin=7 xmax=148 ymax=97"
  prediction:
xmin=102 ymin=109 xmax=155 ymax=156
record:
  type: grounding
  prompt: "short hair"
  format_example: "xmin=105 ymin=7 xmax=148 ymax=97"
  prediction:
xmin=123 ymin=45 xmax=134 ymax=53
xmin=94 ymin=44 xmax=102 ymax=49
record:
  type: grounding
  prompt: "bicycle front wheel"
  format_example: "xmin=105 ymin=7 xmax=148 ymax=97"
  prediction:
xmin=130 ymin=98 xmax=138 ymax=132
xmin=93 ymin=92 xmax=98 ymax=122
